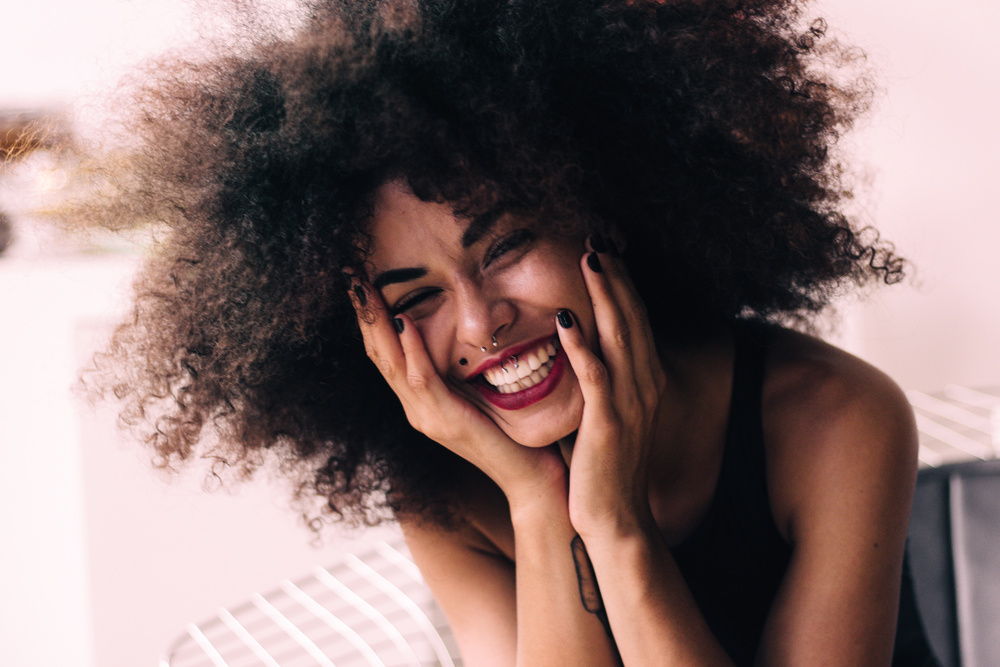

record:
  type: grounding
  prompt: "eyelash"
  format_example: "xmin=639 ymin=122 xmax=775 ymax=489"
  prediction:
xmin=390 ymin=289 xmax=441 ymax=316
xmin=389 ymin=229 xmax=536 ymax=315
xmin=484 ymin=229 xmax=534 ymax=266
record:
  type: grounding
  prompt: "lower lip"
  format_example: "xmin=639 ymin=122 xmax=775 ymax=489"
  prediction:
xmin=472 ymin=347 xmax=567 ymax=411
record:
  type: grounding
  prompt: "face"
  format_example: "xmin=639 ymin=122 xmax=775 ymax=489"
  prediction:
xmin=366 ymin=180 xmax=598 ymax=447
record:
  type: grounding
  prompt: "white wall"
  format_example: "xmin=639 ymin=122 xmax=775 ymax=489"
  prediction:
xmin=817 ymin=1 xmax=1000 ymax=390
xmin=1 ymin=1 xmax=998 ymax=666
xmin=0 ymin=256 xmax=396 ymax=667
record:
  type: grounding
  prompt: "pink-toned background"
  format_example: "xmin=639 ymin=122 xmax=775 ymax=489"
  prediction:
xmin=1 ymin=1 xmax=997 ymax=665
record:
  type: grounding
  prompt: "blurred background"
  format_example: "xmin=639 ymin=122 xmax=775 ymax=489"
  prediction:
xmin=0 ymin=0 xmax=997 ymax=665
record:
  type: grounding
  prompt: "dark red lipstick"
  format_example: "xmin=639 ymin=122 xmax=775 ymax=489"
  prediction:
xmin=470 ymin=336 xmax=566 ymax=410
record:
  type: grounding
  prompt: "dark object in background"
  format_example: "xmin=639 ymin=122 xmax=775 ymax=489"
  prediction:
xmin=0 ymin=210 xmax=11 ymax=255
xmin=907 ymin=458 xmax=1000 ymax=667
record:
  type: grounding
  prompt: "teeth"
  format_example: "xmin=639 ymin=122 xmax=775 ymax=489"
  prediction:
xmin=482 ymin=339 xmax=559 ymax=392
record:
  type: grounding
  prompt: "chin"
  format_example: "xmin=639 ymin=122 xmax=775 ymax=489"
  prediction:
xmin=494 ymin=399 xmax=583 ymax=448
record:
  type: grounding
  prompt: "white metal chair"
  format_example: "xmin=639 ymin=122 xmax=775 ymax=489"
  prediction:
xmin=161 ymin=535 xmax=461 ymax=667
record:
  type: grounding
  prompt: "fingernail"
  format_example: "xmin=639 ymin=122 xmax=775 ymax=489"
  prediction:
xmin=353 ymin=284 xmax=368 ymax=306
xmin=586 ymin=252 xmax=602 ymax=273
xmin=606 ymin=237 xmax=620 ymax=256
xmin=589 ymin=234 xmax=608 ymax=253
xmin=393 ymin=317 xmax=404 ymax=333
xmin=557 ymin=309 xmax=573 ymax=328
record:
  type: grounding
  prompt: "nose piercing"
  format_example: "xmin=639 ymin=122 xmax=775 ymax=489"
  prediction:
xmin=480 ymin=333 xmax=502 ymax=354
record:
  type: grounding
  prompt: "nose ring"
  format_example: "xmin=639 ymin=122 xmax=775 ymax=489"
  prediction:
xmin=481 ymin=334 xmax=500 ymax=353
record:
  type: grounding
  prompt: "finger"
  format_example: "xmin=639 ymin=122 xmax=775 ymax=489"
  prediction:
xmin=393 ymin=313 xmax=453 ymax=402
xmin=348 ymin=281 xmax=407 ymax=386
xmin=579 ymin=251 xmax=645 ymax=391
xmin=585 ymin=235 xmax=650 ymax=348
xmin=555 ymin=308 xmax=615 ymax=415
xmin=583 ymin=240 xmax=664 ymax=392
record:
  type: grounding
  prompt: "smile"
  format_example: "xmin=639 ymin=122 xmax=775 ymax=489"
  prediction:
xmin=470 ymin=336 xmax=567 ymax=411
xmin=482 ymin=340 xmax=559 ymax=393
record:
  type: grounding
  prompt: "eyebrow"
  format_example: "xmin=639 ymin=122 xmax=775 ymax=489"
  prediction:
xmin=371 ymin=207 xmax=506 ymax=290
xmin=460 ymin=207 xmax=505 ymax=248
xmin=372 ymin=267 xmax=428 ymax=290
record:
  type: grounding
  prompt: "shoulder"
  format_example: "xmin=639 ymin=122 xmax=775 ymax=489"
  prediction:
xmin=751 ymin=329 xmax=921 ymax=663
xmin=759 ymin=327 xmax=919 ymax=543
xmin=400 ymin=463 xmax=515 ymax=563
xmin=399 ymin=470 xmax=518 ymax=666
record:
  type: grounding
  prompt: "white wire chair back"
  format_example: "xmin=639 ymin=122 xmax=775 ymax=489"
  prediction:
xmin=161 ymin=536 xmax=461 ymax=667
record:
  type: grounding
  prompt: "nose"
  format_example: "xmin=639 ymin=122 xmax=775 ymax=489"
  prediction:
xmin=453 ymin=279 xmax=516 ymax=351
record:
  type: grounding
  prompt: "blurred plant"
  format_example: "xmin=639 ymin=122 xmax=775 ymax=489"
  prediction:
xmin=1 ymin=109 xmax=150 ymax=257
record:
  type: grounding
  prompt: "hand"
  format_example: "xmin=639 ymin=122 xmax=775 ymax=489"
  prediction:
xmin=556 ymin=239 xmax=667 ymax=538
xmin=349 ymin=282 xmax=567 ymax=506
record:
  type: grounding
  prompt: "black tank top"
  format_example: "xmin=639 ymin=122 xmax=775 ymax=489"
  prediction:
xmin=670 ymin=324 xmax=940 ymax=666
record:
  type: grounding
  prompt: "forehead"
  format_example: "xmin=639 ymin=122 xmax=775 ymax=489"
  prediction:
xmin=368 ymin=181 xmax=464 ymax=263
xmin=368 ymin=180 xmax=509 ymax=266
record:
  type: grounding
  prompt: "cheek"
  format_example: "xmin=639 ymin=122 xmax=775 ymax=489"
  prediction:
xmin=410 ymin=318 xmax=453 ymax=376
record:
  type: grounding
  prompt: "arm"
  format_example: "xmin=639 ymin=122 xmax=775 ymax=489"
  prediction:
xmin=557 ymin=249 xmax=918 ymax=666
xmin=400 ymin=478 xmax=622 ymax=667
xmin=757 ymin=338 xmax=919 ymax=665
xmin=555 ymin=246 xmax=736 ymax=666
xmin=574 ymin=358 xmax=917 ymax=666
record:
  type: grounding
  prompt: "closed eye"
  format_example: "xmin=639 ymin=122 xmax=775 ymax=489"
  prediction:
xmin=484 ymin=229 xmax=535 ymax=267
xmin=389 ymin=288 xmax=442 ymax=316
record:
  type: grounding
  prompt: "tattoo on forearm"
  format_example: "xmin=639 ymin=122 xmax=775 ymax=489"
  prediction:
xmin=571 ymin=534 xmax=614 ymax=638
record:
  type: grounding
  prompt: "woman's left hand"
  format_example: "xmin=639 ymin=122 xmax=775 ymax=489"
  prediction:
xmin=557 ymin=238 xmax=668 ymax=540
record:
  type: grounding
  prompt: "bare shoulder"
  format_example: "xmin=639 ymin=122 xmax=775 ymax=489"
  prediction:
xmin=398 ymin=470 xmax=518 ymax=666
xmin=401 ymin=464 xmax=514 ymax=563
xmin=761 ymin=327 xmax=919 ymax=542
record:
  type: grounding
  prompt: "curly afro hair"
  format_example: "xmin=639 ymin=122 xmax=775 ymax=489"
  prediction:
xmin=78 ymin=0 xmax=903 ymax=529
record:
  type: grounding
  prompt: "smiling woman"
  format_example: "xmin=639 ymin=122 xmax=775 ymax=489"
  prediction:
xmin=73 ymin=0 xmax=938 ymax=664
xmin=363 ymin=180 xmax=594 ymax=446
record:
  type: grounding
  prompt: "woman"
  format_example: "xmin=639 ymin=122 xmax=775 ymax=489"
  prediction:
xmin=82 ymin=0 xmax=939 ymax=663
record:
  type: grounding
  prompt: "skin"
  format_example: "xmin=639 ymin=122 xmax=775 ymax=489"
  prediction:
xmin=350 ymin=180 xmax=919 ymax=666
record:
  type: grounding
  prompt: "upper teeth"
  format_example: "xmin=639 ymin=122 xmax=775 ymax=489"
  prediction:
xmin=482 ymin=340 xmax=559 ymax=393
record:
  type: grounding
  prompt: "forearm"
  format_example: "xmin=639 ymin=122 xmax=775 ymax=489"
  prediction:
xmin=509 ymin=496 xmax=621 ymax=667
xmin=581 ymin=523 xmax=734 ymax=667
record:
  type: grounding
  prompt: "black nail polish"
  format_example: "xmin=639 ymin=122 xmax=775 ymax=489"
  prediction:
xmin=353 ymin=284 xmax=367 ymax=306
xmin=459 ymin=358 xmax=468 ymax=366
xmin=393 ymin=317 xmax=404 ymax=333
xmin=589 ymin=234 xmax=608 ymax=253
xmin=557 ymin=310 xmax=573 ymax=328
xmin=606 ymin=237 xmax=620 ymax=256
xmin=586 ymin=252 xmax=602 ymax=273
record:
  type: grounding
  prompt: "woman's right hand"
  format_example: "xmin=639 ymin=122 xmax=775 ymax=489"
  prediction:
xmin=350 ymin=282 xmax=567 ymax=508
